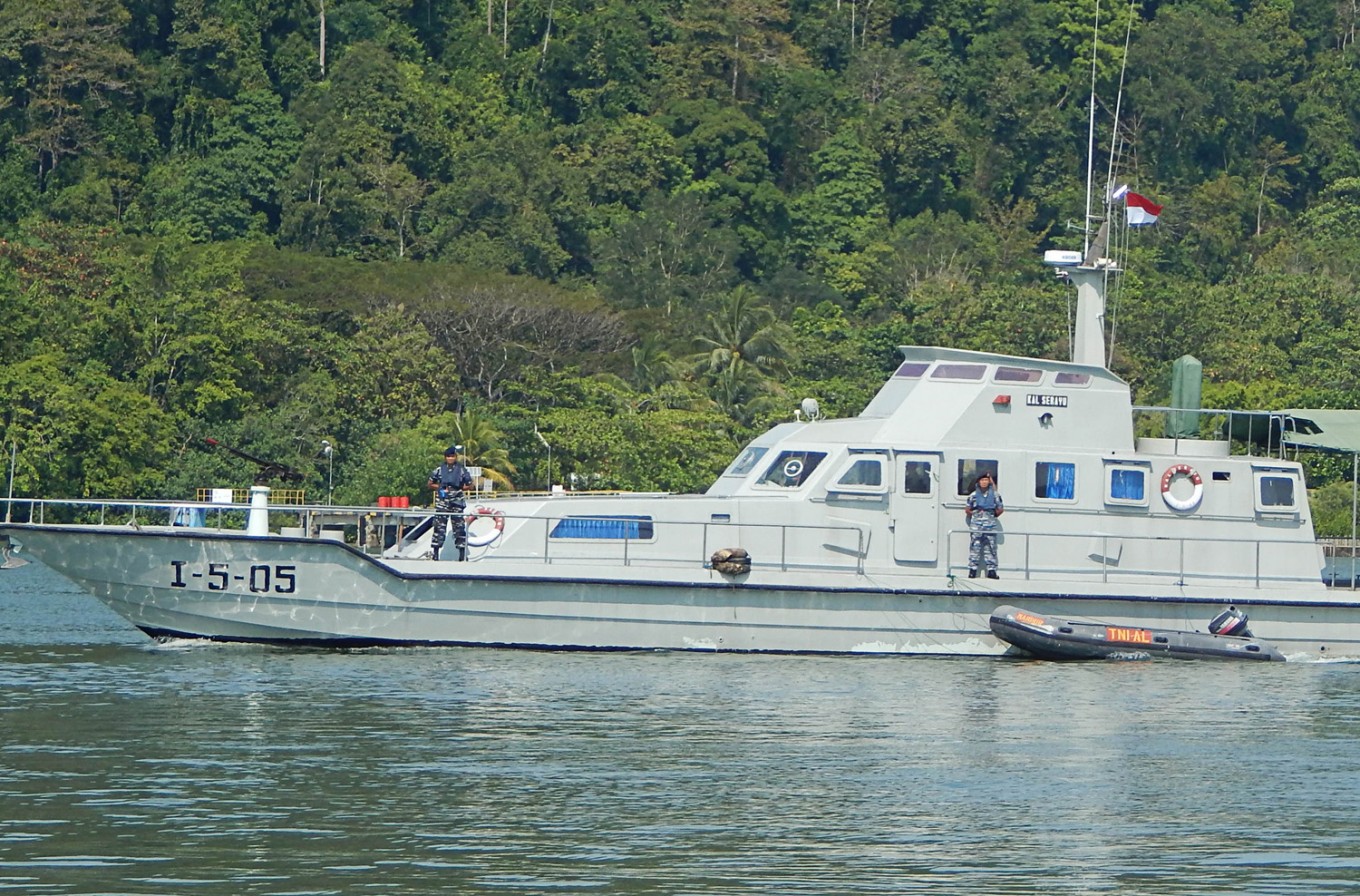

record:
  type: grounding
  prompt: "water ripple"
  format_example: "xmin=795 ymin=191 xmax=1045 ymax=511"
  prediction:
xmin=3 ymin=564 xmax=1360 ymax=893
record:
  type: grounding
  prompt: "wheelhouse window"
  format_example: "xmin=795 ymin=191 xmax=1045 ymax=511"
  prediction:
xmin=550 ymin=516 xmax=654 ymax=540
xmin=894 ymin=361 xmax=929 ymax=379
xmin=756 ymin=451 xmax=826 ymax=488
xmin=995 ymin=366 xmax=1043 ymax=383
xmin=903 ymin=461 xmax=932 ymax=495
xmin=723 ymin=446 xmax=768 ymax=478
xmin=1105 ymin=465 xmax=1149 ymax=507
xmin=1035 ymin=462 xmax=1076 ymax=501
xmin=1255 ymin=472 xmax=1299 ymax=512
xmin=835 ymin=458 xmax=884 ymax=488
xmin=1054 ymin=372 xmax=1091 ymax=387
xmin=957 ymin=459 xmax=999 ymax=495
xmin=828 ymin=456 xmax=887 ymax=497
xmin=931 ymin=363 xmax=987 ymax=381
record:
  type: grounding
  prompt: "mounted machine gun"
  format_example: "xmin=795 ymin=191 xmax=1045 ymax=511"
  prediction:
xmin=203 ymin=438 xmax=305 ymax=485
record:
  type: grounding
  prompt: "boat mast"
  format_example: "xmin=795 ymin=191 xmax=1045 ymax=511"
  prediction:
xmin=4 ymin=441 xmax=14 ymax=523
xmin=1068 ymin=1 xmax=1118 ymax=370
xmin=1082 ymin=1 xmax=1100 ymax=262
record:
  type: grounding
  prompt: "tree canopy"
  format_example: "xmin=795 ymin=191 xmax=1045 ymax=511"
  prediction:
xmin=2 ymin=0 xmax=1359 ymax=531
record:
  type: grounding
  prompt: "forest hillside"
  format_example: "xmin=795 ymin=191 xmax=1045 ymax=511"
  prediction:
xmin=2 ymin=0 xmax=1359 ymax=530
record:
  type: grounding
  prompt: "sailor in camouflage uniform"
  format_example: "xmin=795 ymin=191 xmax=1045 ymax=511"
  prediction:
xmin=965 ymin=472 xmax=1004 ymax=579
xmin=428 ymin=445 xmax=473 ymax=561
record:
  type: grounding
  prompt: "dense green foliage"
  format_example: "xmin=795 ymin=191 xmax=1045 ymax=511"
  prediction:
xmin=2 ymin=0 xmax=1359 ymax=528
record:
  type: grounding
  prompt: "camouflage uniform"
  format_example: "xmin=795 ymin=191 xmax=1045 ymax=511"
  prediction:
xmin=429 ymin=458 xmax=473 ymax=560
xmin=966 ymin=482 xmax=1004 ymax=576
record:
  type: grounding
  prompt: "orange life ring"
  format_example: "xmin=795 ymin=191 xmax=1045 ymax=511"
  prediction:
xmin=1160 ymin=463 xmax=1204 ymax=512
xmin=465 ymin=505 xmax=506 ymax=547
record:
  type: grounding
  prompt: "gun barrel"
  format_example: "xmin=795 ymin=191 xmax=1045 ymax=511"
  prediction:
xmin=204 ymin=438 xmax=305 ymax=484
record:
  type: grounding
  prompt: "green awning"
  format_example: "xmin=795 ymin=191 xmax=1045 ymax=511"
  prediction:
xmin=1228 ymin=409 xmax=1360 ymax=454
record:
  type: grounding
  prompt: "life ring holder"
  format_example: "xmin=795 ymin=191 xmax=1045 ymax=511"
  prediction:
xmin=1160 ymin=463 xmax=1204 ymax=512
xmin=464 ymin=506 xmax=506 ymax=547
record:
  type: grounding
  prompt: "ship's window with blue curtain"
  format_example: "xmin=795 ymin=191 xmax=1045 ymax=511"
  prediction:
xmin=1108 ymin=467 xmax=1146 ymax=503
xmin=550 ymin=516 xmax=654 ymax=540
xmin=1035 ymin=462 xmax=1077 ymax=500
xmin=894 ymin=361 xmax=929 ymax=378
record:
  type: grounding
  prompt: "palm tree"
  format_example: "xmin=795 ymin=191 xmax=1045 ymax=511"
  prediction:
xmin=692 ymin=285 xmax=795 ymax=379
xmin=690 ymin=286 xmax=796 ymax=425
xmin=447 ymin=408 xmax=518 ymax=491
xmin=706 ymin=360 xmax=783 ymax=425
xmin=630 ymin=333 xmax=677 ymax=391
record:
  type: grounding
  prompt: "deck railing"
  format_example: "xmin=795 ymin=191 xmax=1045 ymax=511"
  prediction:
xmin=5 ymin=497 xmax=1349 ymax=589
xmin=944 ymin=526 xmax=1346 ymax=591
xmin=1130 ymin=405 xmax=1294 ymax=457
xmin=1 ymin=498 xmax=870 ymax=576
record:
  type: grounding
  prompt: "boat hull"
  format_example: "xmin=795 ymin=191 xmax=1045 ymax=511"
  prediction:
xmin=6 ymin=524 xmax=1360 ymax=659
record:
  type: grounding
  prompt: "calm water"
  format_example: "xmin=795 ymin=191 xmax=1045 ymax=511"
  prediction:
xmin=3 ymin=562 xmax=1360 ymax=895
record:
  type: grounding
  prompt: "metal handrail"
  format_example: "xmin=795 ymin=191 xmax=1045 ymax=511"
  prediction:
xmin=945 ymin=525 xmax=1332 ymax=590
xmin=2 ymin=497 xmax=1330 ymax=587
xmin=2 ymin=498 xmax=870 ymax=576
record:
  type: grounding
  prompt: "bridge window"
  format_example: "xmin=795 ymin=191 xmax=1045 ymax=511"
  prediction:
xmin=931 ymin=363 xmax=987 ymax=381
xmin=723 ymin=446 xmax=768 ymax=478
xmin=894 ymin=361 xmax=929 ymax=378
xmin=756 ymin=451 xmax=826 ymax=488
xmin=995 ymin=366 xmax=1043 ymax=383
xmin=836 ymin=458 xmax=883 ymax=487
xmin=828 ymin=457 xmax=888 ymax=499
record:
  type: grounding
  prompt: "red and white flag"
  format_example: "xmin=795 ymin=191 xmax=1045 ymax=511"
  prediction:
xmin=1124 ymin=190 xmax=1163 ymax=226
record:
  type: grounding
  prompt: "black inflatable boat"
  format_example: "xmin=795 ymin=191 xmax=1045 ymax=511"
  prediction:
xmin=989 ymin=605 xmax=1286 ymax=662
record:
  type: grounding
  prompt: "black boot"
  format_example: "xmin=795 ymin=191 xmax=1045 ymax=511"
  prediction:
xmin=986 ymin=570 xmax=999 ymax=579
xmin=967 ymin=568 xmax=979 ymax=578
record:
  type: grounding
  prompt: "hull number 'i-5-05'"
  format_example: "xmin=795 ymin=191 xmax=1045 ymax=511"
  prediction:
xmin=170 ymin=561 xmax=298 ymax=593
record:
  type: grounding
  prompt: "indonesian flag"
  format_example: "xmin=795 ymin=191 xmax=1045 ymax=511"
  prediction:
xmin=1124 ymin=190 xmax=1163 ymax=226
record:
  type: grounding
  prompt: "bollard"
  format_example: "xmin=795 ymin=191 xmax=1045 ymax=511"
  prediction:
xmin=247 ymin=485 xmax=270 ymax=536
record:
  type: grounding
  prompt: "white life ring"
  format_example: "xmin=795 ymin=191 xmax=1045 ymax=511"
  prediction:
xmin=464 ymin=506 xmax=506 ymax=547
xmin=1160 ymin=463 xmax=1204 ymax=512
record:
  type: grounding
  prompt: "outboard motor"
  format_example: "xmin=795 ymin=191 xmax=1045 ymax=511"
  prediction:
xmin=1209 ymin=606 xmax=1252 ymax=637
